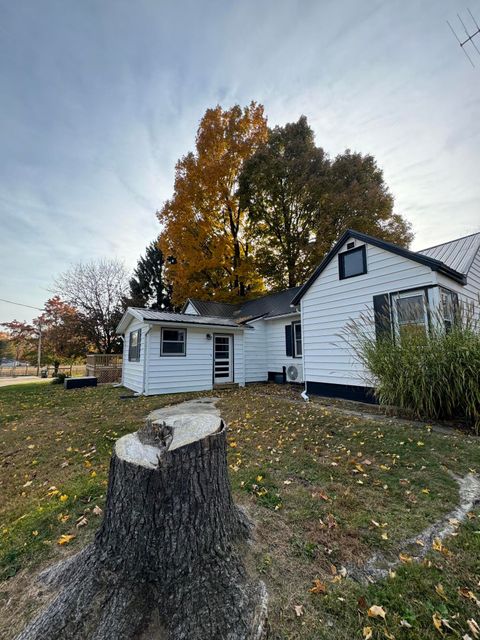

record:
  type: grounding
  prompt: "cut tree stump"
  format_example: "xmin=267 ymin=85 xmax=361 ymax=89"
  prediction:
xmin=16 ymin=398 xmax=268 ymax=640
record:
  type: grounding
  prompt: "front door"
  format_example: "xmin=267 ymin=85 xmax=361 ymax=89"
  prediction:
xmin=213 ymin=334 xmax=233 ymax=383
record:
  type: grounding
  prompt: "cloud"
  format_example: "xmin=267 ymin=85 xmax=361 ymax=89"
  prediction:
xmin=0 ymin=0 xmax=478 ymax=323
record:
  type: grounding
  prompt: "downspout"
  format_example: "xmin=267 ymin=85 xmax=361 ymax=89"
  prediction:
xmin=142 ymin=325 xmax=152 ymax=396
xmin=299 ymin=302 xmax=309 ymax=401
xmin=119 ymin=335 xmax=125 ymax=387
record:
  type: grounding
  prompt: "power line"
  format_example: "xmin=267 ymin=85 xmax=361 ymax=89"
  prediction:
xmin=0 ymin=298 xmax=43 ymax=311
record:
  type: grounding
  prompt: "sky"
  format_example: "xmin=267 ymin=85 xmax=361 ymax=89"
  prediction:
xmin=1 ymin=0 xmax=479 ymax=324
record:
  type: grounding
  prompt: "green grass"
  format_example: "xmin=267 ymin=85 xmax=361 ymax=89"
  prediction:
xmin=1 ymin=382 xmax=479 ymax=639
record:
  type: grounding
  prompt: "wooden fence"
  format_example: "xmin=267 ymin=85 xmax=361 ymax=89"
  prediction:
xmin=0 ymin=364 xmax=86 ymax=378
xmin=86 ymin=354 xmax=123 ymax=384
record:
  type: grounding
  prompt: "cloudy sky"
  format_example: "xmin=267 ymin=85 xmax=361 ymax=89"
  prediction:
xmin=1 ymin=0 xmax=479 ymax=323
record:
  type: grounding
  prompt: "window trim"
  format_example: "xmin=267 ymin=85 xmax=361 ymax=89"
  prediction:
xmin=128 ymin=328 xmax=141 ymax=362
xmin=391 ymin=289 xmax=429 ymax=340
xmin=338 ymin=245 xmax=367 ymax=280
xmin=292 ymin=321 xmax=302 ymax=358
xmin=439 ymin=286 xmax=459 ymax=332
xmin=160 ymin=327 xmax=187 ymax=357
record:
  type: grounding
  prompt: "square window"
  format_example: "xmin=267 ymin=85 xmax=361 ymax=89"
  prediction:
xmin=161 ymin=328 xmax=186 ymax=356
xmin=393 ymin=291 xmax=428 ymax=340
xmin=339 ymin=245 xmax=367 ymax=279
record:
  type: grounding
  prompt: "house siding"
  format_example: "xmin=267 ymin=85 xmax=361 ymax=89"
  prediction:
xmin=244 ymin=319 xmax=268 ymax=383
xmin=265 ymin=315 xmax=304 ymax=383
xmin=435 ymin=245 xmax=480 ymax=318
xmin=301 ymin=240 xmax=435 ymax=389
xmin=122 ymin=318 xmax=146 ymax=393
xmin=145 ymin=325 xmax=245 ymax=395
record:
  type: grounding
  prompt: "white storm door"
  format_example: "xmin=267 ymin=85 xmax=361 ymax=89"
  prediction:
xmin=214 ymin=335 xmax=233 ymax=383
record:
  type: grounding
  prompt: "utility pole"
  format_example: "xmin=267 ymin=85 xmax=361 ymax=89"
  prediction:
xmin=37 ymin=322 xmax=42 ymax=376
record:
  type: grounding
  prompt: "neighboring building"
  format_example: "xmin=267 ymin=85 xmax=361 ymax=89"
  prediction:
xmin=117 ymin=229 xmax=480 ymax=401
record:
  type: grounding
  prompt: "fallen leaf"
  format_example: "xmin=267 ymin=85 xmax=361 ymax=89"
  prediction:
xmin=435 ymin=584 xmax=448 ymax=600
xmin=368 ymin=605 xmax=386 ymax=620
xmin=433 ymin=612 xmax=442 ymax=632
xmin=57 ymin=534 xmax=75 ymax=545
xmin=92 ymin=505 xmax=103 ymax=516
xmin=399 ymin=553 xmax=413 ymax=564
xmin=293 ymin=604 xmax=304 ymax=617
xmin=76 ymin=516 xmax=88 ymax=528
xmin=310 ymin=579 xmax=327 ymax=594
xmin=400 ymin=619 xmax=412 ymax=628
xmin=363 ymin=627 xmax=373 ymax=640
xmin=467 ymin=619 xmax=480 ymax=638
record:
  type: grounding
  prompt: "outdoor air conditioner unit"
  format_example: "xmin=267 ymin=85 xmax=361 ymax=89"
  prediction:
xmin=286 ymin=365 xmax=299 ymax=382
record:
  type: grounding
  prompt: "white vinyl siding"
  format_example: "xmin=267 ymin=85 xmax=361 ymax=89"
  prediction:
xmin=265 ymin=315 xmax=304 ymax=383
xmin=435 ymin=247 xmax=480 ymax=321
xmin=183 ymin=302 xmax=199 ymax=315
xmin=301 ymin=240 xmax=435 ymax=388
xmin=122 ymin=318 xmax=146 ymax=393
xmin=243 ymin=319 xmax=268 ymax=383
xmin=145 ymin=326 xmax=245 ymax=395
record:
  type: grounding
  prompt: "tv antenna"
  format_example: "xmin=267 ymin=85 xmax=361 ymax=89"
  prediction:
xmin=447 ymin=8 xmax=480 ymax=67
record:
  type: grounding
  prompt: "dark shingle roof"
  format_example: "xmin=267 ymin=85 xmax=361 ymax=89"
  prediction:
xmin=419 ymin=232 xmax=480 ymax=275
xmin=187 ymin=287 xmax=301 ymax=323
xmin=187 ymin=299 xmax=242 ymax=319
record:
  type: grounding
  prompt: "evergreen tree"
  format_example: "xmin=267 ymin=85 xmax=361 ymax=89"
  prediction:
xmin=127 ymin=241 xmax=172 ymax=310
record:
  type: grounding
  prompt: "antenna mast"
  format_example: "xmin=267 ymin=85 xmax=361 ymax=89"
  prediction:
xmin=447 ymin=8 xmax=480 ymax=66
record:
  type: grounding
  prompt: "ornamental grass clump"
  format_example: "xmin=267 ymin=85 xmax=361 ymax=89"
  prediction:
xmin=346 ymin=300 xmax=480 ymax=433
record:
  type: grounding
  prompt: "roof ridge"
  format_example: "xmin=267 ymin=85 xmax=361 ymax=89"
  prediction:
xmin=418 ymin=230 xmax=480 ymax=253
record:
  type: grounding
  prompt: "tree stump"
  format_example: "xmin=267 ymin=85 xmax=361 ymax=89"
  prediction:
xmin=16 ymin=399 xmax=268 ymax=640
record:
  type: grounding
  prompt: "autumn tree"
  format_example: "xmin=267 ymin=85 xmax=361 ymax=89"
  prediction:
xmin=124 ymin=241 xmax=172 ymax=310
xmin=157 ymin=102 xmax=268 ymax=306
xmin=239 ymin=116 xmax=413 ymax=289
xmin=0 ymin=320 xmax=36 ymax=364
xmin=36 ymin=297 xmax=87 ymax=373
xmin=55 ymin=259 xmax=129 ymax=353
xmin=0 ymin=331 xmax=14 ymax=361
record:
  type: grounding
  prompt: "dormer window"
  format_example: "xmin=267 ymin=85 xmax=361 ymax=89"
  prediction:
xmin=339 ymin=245 xmax=367 ymax=280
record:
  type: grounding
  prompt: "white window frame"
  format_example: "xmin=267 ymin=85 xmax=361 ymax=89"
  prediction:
xmin=128 ymin=329 xmax=141 ymax=362
xmin=293 ymin=321 xmax=302 ymax=357
xmin=392 ymin=289 xmax=429 ymax=340
xmin=160 ymin=327 xmax=186 ymax=357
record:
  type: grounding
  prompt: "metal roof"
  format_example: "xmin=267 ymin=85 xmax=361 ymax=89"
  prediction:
xmin=139 ymin=309 xmax=242 ymax=327
xmin=419 ymin=232 xmax=480 ymax=276
xmin=116 ymin=308 xmax=245 ymax=333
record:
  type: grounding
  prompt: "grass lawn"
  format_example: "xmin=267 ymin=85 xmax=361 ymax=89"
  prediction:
xmin=1 ymin=383 xmax=479 ymax=639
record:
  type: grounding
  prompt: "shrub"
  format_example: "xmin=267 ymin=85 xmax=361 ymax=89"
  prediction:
xmin=52 ymin=372 xmax=68 ymax=385
xmin=346 ymin=300 xmax=480 ymax=433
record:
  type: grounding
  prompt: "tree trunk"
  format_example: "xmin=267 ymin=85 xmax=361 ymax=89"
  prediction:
xmin=16 ymin=400 xmax=268 ymax=640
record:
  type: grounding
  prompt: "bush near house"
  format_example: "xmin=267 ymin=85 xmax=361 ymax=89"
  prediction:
xmin=349 ymin=302 xmax=480 ymax=432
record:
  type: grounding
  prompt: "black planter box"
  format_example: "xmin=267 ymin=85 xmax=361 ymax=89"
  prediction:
xmin=64 ymin=376 xmax=97 ymax=390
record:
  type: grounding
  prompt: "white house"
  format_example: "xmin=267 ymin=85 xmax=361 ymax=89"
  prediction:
xmin=292 ymin=229 xmax=480 ymax=402
xmin=117 ymin=288 xmax=303 ymax=396
xmin=118 ymin=229 xmax=480 ymax=401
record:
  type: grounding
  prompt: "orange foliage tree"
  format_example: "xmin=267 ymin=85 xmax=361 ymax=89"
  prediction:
xmin=157 ymin=102 xmax=268 ymax=306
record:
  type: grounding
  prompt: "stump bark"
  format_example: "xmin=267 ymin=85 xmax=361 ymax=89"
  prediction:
xmin=16 ymin=401 xmax=268 ymax=640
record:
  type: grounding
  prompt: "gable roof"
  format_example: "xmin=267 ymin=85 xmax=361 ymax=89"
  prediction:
xmin=116 ymin=308 xmax=245 ymax=334
xmin=419 ymin=232 xmax=480 ymax=276
xmin=291 ymin=229 xmax=468 ymax=306
xmin=185 ymin=286 xmax=301 ymax=323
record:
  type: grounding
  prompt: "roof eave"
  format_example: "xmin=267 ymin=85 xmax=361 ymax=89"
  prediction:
xmin=291 ymin=229 xmax=467 ymax=304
